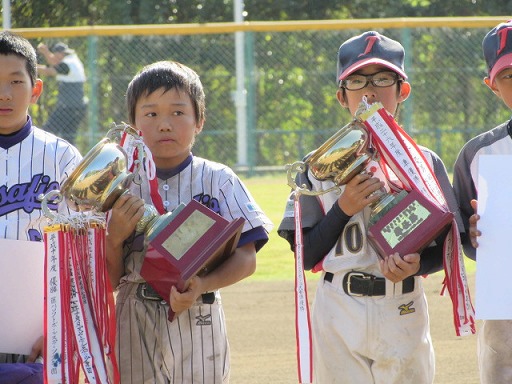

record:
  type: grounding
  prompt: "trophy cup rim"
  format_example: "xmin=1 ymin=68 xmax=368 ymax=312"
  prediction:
xmin=60 ymin=138 xmax=111 ymax=196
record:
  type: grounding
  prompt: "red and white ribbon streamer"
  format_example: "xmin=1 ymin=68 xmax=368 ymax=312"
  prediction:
xmin=360 ymin=102 xmax=475 ymax=336
xmin=43 ymin=220 xmax=120 ymax=383
xmin=120 ymin=130 xmax=165 ymax=215
xmin=293 ymin=196 xmax=313 ymax=384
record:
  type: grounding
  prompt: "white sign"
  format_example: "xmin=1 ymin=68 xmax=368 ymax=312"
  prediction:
xmin=0 ymin=238 xmax=44 ymax=355
xmin=476 ymin=155 xmax=512 ymax=319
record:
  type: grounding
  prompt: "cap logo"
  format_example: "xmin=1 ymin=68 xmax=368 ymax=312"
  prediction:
xmin=358 ymin=35 xmax=381 ymax=58
xmin=497 ymin=27 xmax=512 ymax=55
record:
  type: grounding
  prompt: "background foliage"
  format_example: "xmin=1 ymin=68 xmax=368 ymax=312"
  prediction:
xmin=3 ymin=3 xmax=511 ymax=173
xmin=7 ymin=0 xmax=512 ymax=26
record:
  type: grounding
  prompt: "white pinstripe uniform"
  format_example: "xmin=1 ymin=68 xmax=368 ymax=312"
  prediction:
xmin=279 ymin=149 xmax=462 ymax=384
xmin=115 ymin=154 xmax=273 ymax=384
xmin=0 ymin=118 xmax=82 ymax=362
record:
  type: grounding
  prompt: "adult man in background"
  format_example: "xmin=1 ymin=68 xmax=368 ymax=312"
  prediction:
xmin=37 ymin=42 xmax=87 ymax=144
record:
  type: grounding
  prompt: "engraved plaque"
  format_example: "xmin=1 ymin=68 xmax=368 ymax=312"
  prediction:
xmin=140 ymin=199 xmax=245 ymax=321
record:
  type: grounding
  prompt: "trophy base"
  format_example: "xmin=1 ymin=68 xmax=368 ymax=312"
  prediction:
xmin=368 ymin=189 xmax=454 ymax=259
xmin=139 ymin=199 xmax=245 ymax=321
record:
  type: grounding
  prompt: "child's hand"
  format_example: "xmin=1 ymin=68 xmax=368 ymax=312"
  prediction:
xmin=107 ymin=194 xmax=145 ymax=246
xmin=338 ymin=172 xmax=384 ymax=216
xmin=169 ymin=276 xmax=204 ymax=315
xmin=27 ymin=335 xmax=43 ymax=363
xmin=469 ymin=199 xmax=480 ymax=249
xmin=379 ymin=252 xmax=420 ymax=283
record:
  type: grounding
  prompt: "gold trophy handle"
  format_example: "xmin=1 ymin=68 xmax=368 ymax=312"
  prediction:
xmin=106 ymin=122 xmax=148 ymax=185
xmin=286 ymin=161 xmax=341 ymax=197
xmin=38 ymin=190 xmax=64 ymax=221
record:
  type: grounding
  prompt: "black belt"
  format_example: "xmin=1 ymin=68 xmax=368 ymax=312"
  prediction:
xmin=324 ymin=271 xmax=415 ymax=296
xmin=136 ymin=283 xmax=216 ymax=304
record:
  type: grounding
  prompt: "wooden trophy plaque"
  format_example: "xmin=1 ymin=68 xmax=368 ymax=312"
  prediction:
xmin=368 ymin=189 xmax=454 ymax=259
xmin=140 ymin=199 xmax=245 ymax=321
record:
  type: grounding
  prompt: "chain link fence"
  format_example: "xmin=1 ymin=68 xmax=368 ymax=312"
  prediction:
xmin=22 ymin=18 xmax=510 ymax=174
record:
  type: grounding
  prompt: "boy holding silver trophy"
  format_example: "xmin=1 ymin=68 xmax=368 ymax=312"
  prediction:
xmin=278 ymin=31 xmax=470 ymax=383
xmin=105 ymin=61 xmax=273 ymax=383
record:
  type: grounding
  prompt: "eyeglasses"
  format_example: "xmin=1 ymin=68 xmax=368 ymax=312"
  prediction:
xmin=340 ymin=71 xmax=400 ymax=91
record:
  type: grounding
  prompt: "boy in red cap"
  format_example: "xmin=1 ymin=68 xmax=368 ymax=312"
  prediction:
xmin=279 ymin=31 xmax=463 ymax=383
xmin=453 ymin=19 xmax=512 ymax=384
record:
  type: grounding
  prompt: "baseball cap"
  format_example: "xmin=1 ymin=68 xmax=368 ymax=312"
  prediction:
xmin=50 ymin=42 xmax=73 ymax=54
xmin=483 ymin=20 xmax=512 ymax=84
xmin=337 ymin=31 xmax=407 ymax=83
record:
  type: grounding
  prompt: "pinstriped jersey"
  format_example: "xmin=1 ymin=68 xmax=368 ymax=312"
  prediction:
xmin=279 ymin=146 xmax=461 ymax=275
xmin=453 ymin=119 xmax=512 ymax=260
xmin=0 ymin=119 xmax=82 ymax=241
xmin=119 ymin=154 xmax=273 ymax=285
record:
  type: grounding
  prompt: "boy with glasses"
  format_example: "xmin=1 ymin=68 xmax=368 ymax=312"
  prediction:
xmin=278 ymin=31 xmax=462 ymax=383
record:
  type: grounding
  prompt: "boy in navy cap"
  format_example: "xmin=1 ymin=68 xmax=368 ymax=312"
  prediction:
xmin=453 ymin=20 xmax=512 ymax=384
xmin=279 ymin=31 xmax=461 ymax=383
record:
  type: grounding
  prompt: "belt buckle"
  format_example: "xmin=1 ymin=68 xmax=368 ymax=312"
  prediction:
xmin=346 ymin=272 xmax=371 ymax=297
xmin=138 ymin=283 xmax=163 ymax=301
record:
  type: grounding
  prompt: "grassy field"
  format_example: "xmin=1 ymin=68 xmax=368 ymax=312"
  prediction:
xmin=241 ymin=173 xmax=476 ymax=280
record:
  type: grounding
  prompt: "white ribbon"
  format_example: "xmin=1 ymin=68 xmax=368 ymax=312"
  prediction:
xmin=360 ymin=102 xmax=475 ymax=336
xmin=293 ymin=195 xmax=313 ymax=384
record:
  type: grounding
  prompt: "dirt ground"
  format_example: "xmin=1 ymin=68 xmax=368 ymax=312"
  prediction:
xmin=223 ymin=272 xmax=479 ymax=384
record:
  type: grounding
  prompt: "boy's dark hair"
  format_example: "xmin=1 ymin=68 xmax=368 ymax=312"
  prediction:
xmin=126 ymin=61 xmax=206 ymax=125
xmin=0 ymin=31 xmax=37 ymax=85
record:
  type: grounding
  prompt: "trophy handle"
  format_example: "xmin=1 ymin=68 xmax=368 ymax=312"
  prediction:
xmin=286 ymin=161 xmax=341 ymax=197
xmin=38 ymin=190 xmax=64 ymax=221
xmin=106 ymin=122 xmax=148 ymax=185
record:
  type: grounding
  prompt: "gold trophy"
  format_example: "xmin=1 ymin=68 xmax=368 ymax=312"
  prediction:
xmin=39 ymin=123 xmax=173 ymax=237
xmin=286 ymin=118 xmax=403 ymax=225
xmin=286 ymin=107 xmax=453 ymax=258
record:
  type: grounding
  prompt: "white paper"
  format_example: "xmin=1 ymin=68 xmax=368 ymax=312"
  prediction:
xmin=475 ymin=155 xmax=512 ymax=319
xmin=0 ymin=238 xmax=44 ymax=355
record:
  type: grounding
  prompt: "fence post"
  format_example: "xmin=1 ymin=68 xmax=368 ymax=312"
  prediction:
xmin=246 ymin=31 xmax=256 ymax=177
xmin=86 ymin=35 xmax=99 ymax=148
xmin=400 ymin=28 xmax=414 ymax=130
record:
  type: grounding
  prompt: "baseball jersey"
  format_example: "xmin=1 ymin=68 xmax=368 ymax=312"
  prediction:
xmin=279 ymin=146 xmax=461 ymax=275
xmin=0 ymin=117 xmax=82 ymax=363
xmin=453 ymin=119 xmax=512 ymax=260
xmin=279 ymin=146 xmax=458 ymax=383
xmin=115 ymin=153 xmax=272 ymax=384
xmin=119 ymin=153 xmax=273 ymax=284
xmin=0 ymin=117 xmax=82 ymax=241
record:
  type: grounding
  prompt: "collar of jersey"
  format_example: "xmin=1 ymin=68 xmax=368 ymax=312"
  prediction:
xmin=156 ymin=153 xmax=193 ymax=180
xmin=0 ymin=116 xmax=32 ymax=150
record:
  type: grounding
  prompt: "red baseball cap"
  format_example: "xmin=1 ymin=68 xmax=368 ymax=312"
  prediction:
xmin=337 ymin=31 xmax=407 ymax=83
xmin=483 ymin=20 xmax=512 ymax=84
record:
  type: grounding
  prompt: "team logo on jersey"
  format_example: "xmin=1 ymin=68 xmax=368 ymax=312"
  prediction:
xmin=194 ymin=193 xmax=220 ymax=214
xmin=398 ymin=301 xmax=416 ymax=315
xmin=0 ymin=173 xmax=60 ymax=216
xmin=195 ymin=314 xmax=212 ymax=326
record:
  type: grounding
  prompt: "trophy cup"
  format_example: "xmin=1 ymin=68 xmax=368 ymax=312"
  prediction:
xmin=40 ymin=123 xmax=245 ymax=320
xmin=286 ymin=111 xmax=453 ymax=259
xmin=286 ymin=119 xmax=403 ymax=228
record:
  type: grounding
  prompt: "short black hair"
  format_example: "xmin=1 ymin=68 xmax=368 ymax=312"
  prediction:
xmin=126 ymin=61 xmax=206 ymax=125
xmin=0 ymin=31 xmax=37 ymax=85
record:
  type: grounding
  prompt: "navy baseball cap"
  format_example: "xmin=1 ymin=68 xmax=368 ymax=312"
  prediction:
xmin=337 ymin=31 xmax=407 ymax=83
xmin=483 ymin=20 xmax=512 ymax=84
xmin=50 ymin=42 xmax=73 ymax=54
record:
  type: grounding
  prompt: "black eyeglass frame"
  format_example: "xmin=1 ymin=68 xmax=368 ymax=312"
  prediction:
xmin=339 ymin=71 xmax=402 ymax=91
